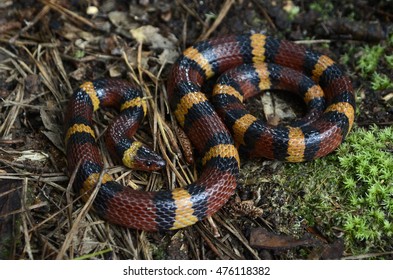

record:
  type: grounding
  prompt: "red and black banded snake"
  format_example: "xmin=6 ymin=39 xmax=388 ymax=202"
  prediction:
xmin=64 ymin=33 xmax=355 ymax=231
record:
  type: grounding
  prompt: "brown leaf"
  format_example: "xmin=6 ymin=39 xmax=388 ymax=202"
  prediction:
xmin=249 ymin=227 xmax=322 ymax=250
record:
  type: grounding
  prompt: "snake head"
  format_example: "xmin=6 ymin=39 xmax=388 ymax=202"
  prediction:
xmin=122 ymin=141 xmax=166 ymax=171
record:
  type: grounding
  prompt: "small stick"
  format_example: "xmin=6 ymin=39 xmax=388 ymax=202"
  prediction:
xmin=198 ymin=0 xmax=235 ymax=41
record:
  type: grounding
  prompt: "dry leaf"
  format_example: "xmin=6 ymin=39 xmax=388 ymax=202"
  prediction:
xmin=130 ymin=25 xmax=179 ymax=63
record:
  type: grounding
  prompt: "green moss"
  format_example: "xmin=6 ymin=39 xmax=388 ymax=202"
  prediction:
xmin=309 ymin=1 xmax=334 ymax=20
xmin=371 ymin=72 xmax=393 ymax=90
xmin=355 ymin=33 xmax=393 ymax=91
xmin=284 ymin=4 xmax=300 ymax=21
xmin=204 ymin=12 xmax=217 ymax=21
xmin=280 ymin=125 xmax=393 ymax=256
xmin=356 ymin=45 xmax=385 ymax=76
xmin=74 ymin=49 xmax=85 ymax=59
xmin=152 ymin=242 xmax=167 ymax=260
xmin=385 ymin=55 xmax=393 ymax=69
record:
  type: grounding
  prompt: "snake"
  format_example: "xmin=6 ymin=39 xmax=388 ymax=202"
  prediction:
xmin=64 ymin=33 xmax=355 ymax=231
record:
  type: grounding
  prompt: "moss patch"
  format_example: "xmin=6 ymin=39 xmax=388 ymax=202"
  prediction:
xmin=278 ymin=125 xmax=393 ymax=256
xmin=356 ymin=33 xmax=393 ymax=91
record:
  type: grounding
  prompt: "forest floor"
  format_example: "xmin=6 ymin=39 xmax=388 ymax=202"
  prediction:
xmin=0 ymin=0 xmax=392 ymax=260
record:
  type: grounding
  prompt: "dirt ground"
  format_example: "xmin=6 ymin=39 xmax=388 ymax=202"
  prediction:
xmin=0 ymin=0 xmax=392 ymax=260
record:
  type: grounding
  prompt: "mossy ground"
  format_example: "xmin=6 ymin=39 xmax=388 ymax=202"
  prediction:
xmin=268 ymin=126 xmax=393 ymax=256
xmin=1 ymin=0 xmax=392 ymax=259
xmin=355 ymin=33 xmax=393 ymax=91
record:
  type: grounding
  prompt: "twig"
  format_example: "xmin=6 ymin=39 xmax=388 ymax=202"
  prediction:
xmin=342 ymin=251 xmax=393 ymax=260
xmin=176 ymin=0 xmax=207 ymax=28
xmin=39 ymin=0 xmax=97 ymax=30
xmin=56 ymin=171 xmax=102 ymax=259
xmin=9 ymin=5 xmax=51 ymax=44
xmin=251 ymin=0 xmax=277 ymax=31
xmin=198 ymin=0 xmax=235 ymax=41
